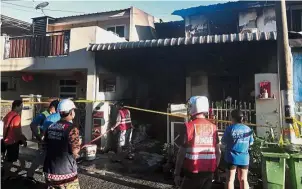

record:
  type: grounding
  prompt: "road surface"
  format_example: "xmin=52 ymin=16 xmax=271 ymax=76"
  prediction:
xmin=2 ymin=154 xmax=174 ymax=189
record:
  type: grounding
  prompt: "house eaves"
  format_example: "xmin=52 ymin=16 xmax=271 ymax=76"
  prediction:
xmin=87 ymin=31 xmax=277 ymax=51
xmin=48 ymin=8 xmax=131 ymax=26
xmin=1 ymin=14 xmax=32 ymax=31
xmin=172 ymin=1 xmax=275 ymax=18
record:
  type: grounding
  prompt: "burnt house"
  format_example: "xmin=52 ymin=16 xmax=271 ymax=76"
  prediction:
xmin=172 ymin=1 xmax=302 ymax=38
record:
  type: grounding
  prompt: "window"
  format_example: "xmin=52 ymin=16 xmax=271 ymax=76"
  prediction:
xmin=292 ymin=9 xmax=302 ymax=31
xmin=107 ymin=26 xmax=125 ymax=38
xmin=1 ymin=82 xmax=8 ymax=92
xmin=103 ymin=79 xmax=116 ymax=92
xmin=288 ymin=7 xmax=302 ymax=32
xmin=59 ymin=80 xmax=77 ymax=99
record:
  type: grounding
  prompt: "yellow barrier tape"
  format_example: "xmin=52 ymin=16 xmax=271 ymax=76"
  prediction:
xmin=284 ymin=117 xmax=302 ymax=137
xmin=0 ymin=100 xmax=270 ymax=127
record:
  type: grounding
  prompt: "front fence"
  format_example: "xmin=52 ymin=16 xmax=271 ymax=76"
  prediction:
xmin=209 ymin=100 xmax=256 ymax=131
xmin=5 ymin=30 xmax=70 ymax=59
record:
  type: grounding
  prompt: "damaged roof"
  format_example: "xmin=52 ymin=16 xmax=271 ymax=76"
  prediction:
xmin=87 ymin=31 xmax=277 ymax=51
xmin=172 ymin=1 xmax=275 ymax=17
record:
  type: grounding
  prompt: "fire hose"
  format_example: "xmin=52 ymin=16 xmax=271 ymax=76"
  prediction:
xmin=80 ymin=123 xmax=120 ymax=150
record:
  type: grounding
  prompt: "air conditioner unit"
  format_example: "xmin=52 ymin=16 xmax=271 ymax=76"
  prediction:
xmin=240 ymin=28 xmax=259 ymax=34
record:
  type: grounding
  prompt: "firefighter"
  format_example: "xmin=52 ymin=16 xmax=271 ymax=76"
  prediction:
xmin=43 ymin=99 xmax=81 ymax=189
xmin=111 ymin=101 xmax=133 ymax=161
xmin=27 ymin=99 xmax=59 ymax=180
xmin=174 ymin=96 xmax=221 ymax=189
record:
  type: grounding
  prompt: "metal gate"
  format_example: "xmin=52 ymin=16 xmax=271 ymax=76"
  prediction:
xmin=209 ymin=100 xmax=256 ymax=131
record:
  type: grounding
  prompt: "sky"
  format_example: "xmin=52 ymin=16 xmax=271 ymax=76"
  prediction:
xmin=1 ymin=1 xmax=231 ymax=23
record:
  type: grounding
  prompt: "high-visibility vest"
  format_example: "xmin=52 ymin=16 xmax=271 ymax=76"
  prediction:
xmin=41 ymin=110 xmax=50 ymax=118
xmin=183 ymin=118 xmax=217 ymax=173
xmin=118 ymin=109 xmax=132 ymax=131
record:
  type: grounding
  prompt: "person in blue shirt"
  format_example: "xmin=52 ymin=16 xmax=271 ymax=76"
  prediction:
xmin=30 ymin=100 xmax=60 ymax=141
xmin=41 ymin=111 xmax=61 ymax=133
xmin=222 ymin=109 xmax=254 ymax=189
xmin=27 ymin=99 xmax=59 ymax=180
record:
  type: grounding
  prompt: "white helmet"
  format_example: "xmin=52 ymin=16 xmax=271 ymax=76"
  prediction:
xmin=57 ymin=99 xmax=76 ymax=113
xmin=187 ymin=96 xmax=209 ymax=116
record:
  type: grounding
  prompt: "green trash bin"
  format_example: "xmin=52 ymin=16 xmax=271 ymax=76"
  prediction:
xmin=261 ymin=148 xmax=290 ymax=189
xmin=289 ymin=153 xmax=302 ymax=189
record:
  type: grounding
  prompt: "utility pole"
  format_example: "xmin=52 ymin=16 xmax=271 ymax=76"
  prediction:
xmin=275 ymin=0 xmax=300 ymax=147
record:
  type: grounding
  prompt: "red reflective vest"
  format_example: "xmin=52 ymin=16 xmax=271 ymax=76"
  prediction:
xmin=118 ymin=109 xmax=132 ymax=131
xmin=183 ymin=118 xmax=217 ymax=173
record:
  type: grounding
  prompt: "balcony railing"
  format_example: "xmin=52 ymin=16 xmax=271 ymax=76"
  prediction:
xmin=4 ymin=30 xmax=70 ymax=59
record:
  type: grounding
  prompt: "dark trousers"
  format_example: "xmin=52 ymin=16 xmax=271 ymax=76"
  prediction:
xmin=5 ymin=143 xmax=19 ymax=162
xmin=181 ymin=172 xmax=213 ymax=189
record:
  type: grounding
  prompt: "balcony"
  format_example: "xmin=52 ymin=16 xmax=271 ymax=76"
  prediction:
xmin=4 ymin=30 xmax=70 ymax=59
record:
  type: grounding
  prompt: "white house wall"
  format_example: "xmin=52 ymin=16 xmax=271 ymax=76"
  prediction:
xmin=131 ymin=7 xmax=156 ymax=41
xmin=97 ymin=75 xmax=131 ymax=101
xmin=239 ymin=7 xmax=276 ymax=32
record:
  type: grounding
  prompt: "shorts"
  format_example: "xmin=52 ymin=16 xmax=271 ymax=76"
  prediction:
xmin=181 ymin=172 xmax=213 ymax=189
xmin=5 ymin=143 xmax=19 ymax=162
xmin=227 ymin=164 xmax=249 ymax=170
xmin=46 ymin=177 xmax=80 ymax=189
xmin=118 ymin=128 xmax=132 ymax=148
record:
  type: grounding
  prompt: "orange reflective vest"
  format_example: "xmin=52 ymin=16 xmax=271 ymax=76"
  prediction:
xmin=183 ymin=118 xmax=217 ymax=173
xmin=118 ymin=109 xmax=132 ymax=131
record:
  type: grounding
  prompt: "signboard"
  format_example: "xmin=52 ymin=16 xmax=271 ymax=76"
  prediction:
xmin=170 ymin=104 xmax=187 ymax=115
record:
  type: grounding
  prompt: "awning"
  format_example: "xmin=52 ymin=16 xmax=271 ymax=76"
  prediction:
xmin=87 ymin=31 xmax=277 ymax=51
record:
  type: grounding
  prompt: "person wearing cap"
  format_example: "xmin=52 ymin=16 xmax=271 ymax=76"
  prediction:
xmin=111 ymin=101 xmax=133 ymax=161
xmin=27 ymin=99 xmax=60 ymax=180
xmin=43 ymin=99 xmax=81 ymax=189
xmin=222 ymin=109 xmax=254 ymax=189
xmin=174 ymin=96 xmax=221 ymax=189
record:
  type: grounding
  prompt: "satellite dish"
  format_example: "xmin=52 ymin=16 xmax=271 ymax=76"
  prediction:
xmin=35 ymin=2 xmax=49 ymax=10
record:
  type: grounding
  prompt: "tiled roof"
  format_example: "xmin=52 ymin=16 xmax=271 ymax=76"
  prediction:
xmin=87 ymin=31 xmax=277 ymax=51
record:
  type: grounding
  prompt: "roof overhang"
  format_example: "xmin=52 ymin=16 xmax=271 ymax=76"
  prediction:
xmin=1 ymin=14 xmax=32 ymax=31
xmin=87 ymin=31 xmax=279 ymax=52
xmin=48 ymin=8 xmax=130 ymax=26
xmin=172 ymin=1 xmax=275 ymax=18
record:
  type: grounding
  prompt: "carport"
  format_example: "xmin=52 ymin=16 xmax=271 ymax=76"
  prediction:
xmin=88 ymin=32 xmax=278 ymax=141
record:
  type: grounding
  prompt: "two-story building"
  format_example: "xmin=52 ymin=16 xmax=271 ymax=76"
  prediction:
xmin=1 ymin=7 xmax=156 ymax=100
xmin=0 ymin=7 xmax=157 ymax=142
